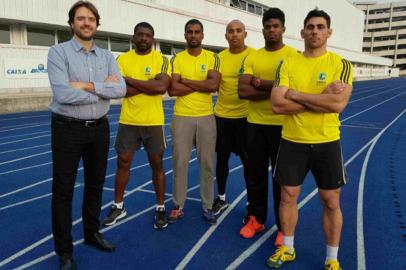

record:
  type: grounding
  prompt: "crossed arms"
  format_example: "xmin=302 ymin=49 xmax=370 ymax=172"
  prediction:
xmin=168 ymin=70 xmax=221 ymax=97
xmin=271 ymin=81 xmax=353 ymax=115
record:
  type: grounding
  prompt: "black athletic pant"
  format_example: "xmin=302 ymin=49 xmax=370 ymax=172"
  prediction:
xmin=51 ymin=114 xmax=109 ymax=257
xmin=246 ymin=123 xmax=282 ymax=229
xmin=215 ymin=116 xmax=249 ymax=196
xmin=216 ymin=151 xmax=249 ymax=195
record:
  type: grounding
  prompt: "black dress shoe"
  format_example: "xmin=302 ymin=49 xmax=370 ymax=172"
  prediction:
xmin=84 ymin=232 xmax=115 ymax=252
xmin=59 ymin=255 xmax=77 ymax=270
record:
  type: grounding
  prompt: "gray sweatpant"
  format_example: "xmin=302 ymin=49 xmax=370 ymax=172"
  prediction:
xmin=170 ymin=115 xmax=216 ymax=210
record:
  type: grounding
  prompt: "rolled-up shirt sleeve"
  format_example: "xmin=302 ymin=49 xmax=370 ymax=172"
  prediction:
xmin=93 ymin=53 xmax=126 ymax=99
xmin=47 ymin=47 xmax=99 ymax=105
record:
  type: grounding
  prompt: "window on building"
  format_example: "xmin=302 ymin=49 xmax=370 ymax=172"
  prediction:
xmin=27 ymin=27 xmax=55 ymax=46
xmin=159 ymin=41 xmax=186 ymax=55
xmin=57 ymin=30 xmax=71 ymax=43
xmin=398 ymin=44 xmax=406 ymax=49
xmin=248 ymin=3 xmax=255 ymax=13
xmin=364 ymin=37 xmax=372 ymax=42
xmin=369 ymin=8 xmax=390 ymax=15
xmin=110 ymin=37 xmax=130 ymax=52
xmin=391 ymin=16 xmax=405 ymax=22
xmin=0 ymin=24 xmax=10 ymax=44
xmin=255 ymin=6 xmax=263 ymax=15
xmin=94 ymin=35 xmax=108 ymax=49
xmin=392 ymin=25 xmax=406 ymax=30
xmin=393 ymin=7 xmax=406 ymax=12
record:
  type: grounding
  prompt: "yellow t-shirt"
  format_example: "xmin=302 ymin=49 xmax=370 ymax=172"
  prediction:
xmin=243 ymin=45 xmax=298 ymax=125
xmin=172 ymin=49 xmax=220 ymax=117
xmin=275 ymin=51 xmax=353 ymax=143
xmin=214 ymin=47 xmax=255 ymax=118
xmin=117 ymin=50 xmax=170 ymax=126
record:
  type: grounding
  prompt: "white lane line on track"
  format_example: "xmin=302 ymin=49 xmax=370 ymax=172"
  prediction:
xmin=0 ymin=138 xmax=175 ymax=199
xmin=0 ymin=143 xmax=50 ymax=155
xmin=0 ymin=184 xmax=81 ymax=211
xmin=0 ymin=162 xmax=52 ymax=176
xmin=224 ymin=108 xmax=406 ymax=269
xmin=175 ymin=164 xmax=246 ymax=270
xmin=356 ymin=108 xmax=406 ymax=270
xmin=0 ymin=134 xmax=51 ymax=146
xmin=1 ymin=157 xmax=200 ymax=269
xmin=138 ymin=188 xmax=202 ymax=202
xmin=348 ymin=85 xmax=405 ymax=104
xmin=0 ymin=151 xmax=51 ymax=166
xmin=0 ymin=113 xmax=173 ymax=132
xmin=342 ymin=91 xmax=406 ymax=123
xmin=0 ymin=130 xmax=49 ymax=141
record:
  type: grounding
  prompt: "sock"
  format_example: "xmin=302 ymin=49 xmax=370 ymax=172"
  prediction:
xmin=156 ymin=204 xmax=165 ymax=211
xmin=218 ymin=194 xmax=226 ymax=201
xmin=282 ymin=235 xmax=295 ymax=253
xmin=326 ymin=245 xmax=339 ymax=262
xmin=114 ymin=201 xmax=123 ymax=209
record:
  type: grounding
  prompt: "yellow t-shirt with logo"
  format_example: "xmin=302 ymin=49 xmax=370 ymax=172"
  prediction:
xmin=172 ymin=49 xmax=220 ymax=117
xmin=214 ymin=47 xmax=256 ymax=119
xmin=117 ymin=50 xmax=170 ymax=126
xmin=275 ymin=51 xmax=353 ymax=143
xmin=243 ymin=45 xmax=299 ymax=125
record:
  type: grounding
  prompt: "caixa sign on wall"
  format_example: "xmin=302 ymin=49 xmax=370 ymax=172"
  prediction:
xmin=4 ymin=59 xmax=48 ymax=79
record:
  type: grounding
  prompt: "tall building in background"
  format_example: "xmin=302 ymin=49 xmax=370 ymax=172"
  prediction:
xmin=356 ymin=1 xmax=406 ymax=76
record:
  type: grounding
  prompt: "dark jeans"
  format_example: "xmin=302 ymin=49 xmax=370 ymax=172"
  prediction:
xmin=51 ymin=114 xmax=109 ymax=256
xmin=246 ymin=123 xmax=282 ymax=228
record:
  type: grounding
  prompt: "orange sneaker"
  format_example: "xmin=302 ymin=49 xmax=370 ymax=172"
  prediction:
xmin=239 ymin=215 xmax=265 ymax=238
xmin=274 ymin=231 xmax=283 ymax=247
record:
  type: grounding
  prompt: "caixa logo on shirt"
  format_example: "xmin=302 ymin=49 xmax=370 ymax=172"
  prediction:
xmin=200 ymin=64 xmax=207 ymax=72
xmin=317 ymin=72 xmax=327 ymax=85
xmin=145 ymin=67 xmax=152 ymax=75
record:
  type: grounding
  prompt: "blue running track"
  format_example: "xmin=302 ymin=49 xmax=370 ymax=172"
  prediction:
xmin=0 ymin=78 xmax=405 ymax=269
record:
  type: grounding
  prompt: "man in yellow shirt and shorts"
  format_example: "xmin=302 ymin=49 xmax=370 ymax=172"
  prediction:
xmin=268 ymin=9 xmax=353 ymax=270
xmin=103 ymin=22 xmax=171 ymax=230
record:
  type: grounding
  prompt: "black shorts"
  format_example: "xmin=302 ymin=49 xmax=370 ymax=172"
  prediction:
xmin=114 ymin=124 xmax=166 ymax=155
xmin=274 ymin=139 xmax=348 ymax=190
xmin=215 ymin=116 xmax=247 ymax=156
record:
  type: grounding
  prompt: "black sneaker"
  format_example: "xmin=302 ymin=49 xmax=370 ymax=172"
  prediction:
xmin=212 ymin=197 xmax=229 ymax=216
xmin=203 ymin=209 xmax=217 ymax=225
xmin=103 ymin=205 xmax=127 ymax=226
xmin=154 ymin=208 xmax=168 ymax=229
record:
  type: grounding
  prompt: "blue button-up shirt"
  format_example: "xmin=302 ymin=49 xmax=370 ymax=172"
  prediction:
xmin=47 ymin=38 xmax=126 ymax=120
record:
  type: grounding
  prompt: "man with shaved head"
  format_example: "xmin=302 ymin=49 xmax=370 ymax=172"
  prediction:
xmin=212 ymin=20 xmax=255 ymax=216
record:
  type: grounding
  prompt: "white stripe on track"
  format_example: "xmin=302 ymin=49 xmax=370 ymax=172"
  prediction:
xmin=0 ymin=130 xmax=49 ymax=141
xmin=0 ymin=184 xmax=81 ymax=211
xmin=175 ymin=166 xmax=244 ymax=270
xmin=0 ymin=151 xmax=51 ymax=166
xmin=2 ymin=157 xmax=199 ymax=269
xmin=226 ymin=189 xmax=318 ymax=270
xmin=0 ymin=123 xmax=50 ymax=133
xmin=0 ymin=162 xmax=52 ymax=176
xmin=342 ymin=91 xmax=405 ymax=123
xmin=224 ymin=108 xmax=406 ymax=269
xmin=0 ymin=134 xmax=50 ymax=146
xmin=348 ymin=85 xmax=404 ymax=104
xmin=0 ymin=143 xmax=50 ymax=155
xmin=356 ymin=108 xmax=406 ymax=270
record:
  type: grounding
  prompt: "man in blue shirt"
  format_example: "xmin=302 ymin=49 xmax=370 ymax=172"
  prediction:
xmin=47 ymin=1 xmax=126 ymax=269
